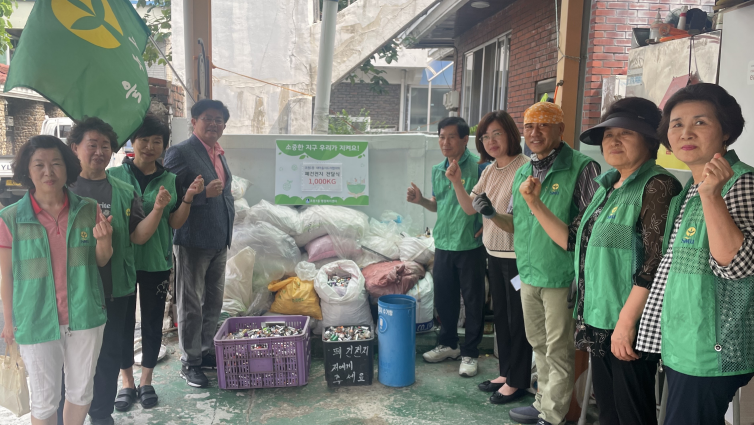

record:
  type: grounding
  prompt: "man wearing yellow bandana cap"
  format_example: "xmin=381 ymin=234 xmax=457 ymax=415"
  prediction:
xmin=472 ymin=102 xmax=601 ymax=425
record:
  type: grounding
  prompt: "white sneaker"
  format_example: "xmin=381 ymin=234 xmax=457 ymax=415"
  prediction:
xmin=422 ymin=345 xmax=461 ymax=363
xmin=459 ymin=356 xmax=478 ymax=377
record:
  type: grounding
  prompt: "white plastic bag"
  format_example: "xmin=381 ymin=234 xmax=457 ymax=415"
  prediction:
xmin=294 ymin=206 xmax=370 ymax=248
xmin=233 ymin=199 xmax=250 ymax=224
xmin=294 ymin=261 xmax=319 ymax=281
xmin=231 ymin=175 xmax=252 ymax=200
xmin=314 ymin=260 xmax=374 ymax=329
xmin=230 ymin=221 xmax=301 ymax=303
xmin=0 ymin=343 xmax=30 ymax=417
xmin=406 ymin=272 xmax=435 ymax=333
xmin=222 ymin=247 xmax=256 ymax=317
xmin=399 ymin=236 xmax=435 ymax=265
xmin=246 ymin=200 xmax=302 ymax=235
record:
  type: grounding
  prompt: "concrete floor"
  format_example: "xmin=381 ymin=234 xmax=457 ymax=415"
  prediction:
xmin=0 ymin=328 xmax=599 ymax=425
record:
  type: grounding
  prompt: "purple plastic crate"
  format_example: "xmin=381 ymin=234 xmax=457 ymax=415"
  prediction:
xmin=213 ymin=315 xmax=311 ymax=390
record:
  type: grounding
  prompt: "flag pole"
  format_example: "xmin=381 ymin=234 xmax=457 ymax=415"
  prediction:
xmin=149 ymin=35 xmax=195 ymax=104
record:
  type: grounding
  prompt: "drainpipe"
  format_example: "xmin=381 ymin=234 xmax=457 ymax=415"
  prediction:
xmin=183 ymin=0 xmax=195 ymax=109
xmin=399 ymin=69 xmax=407 ymax=132
xmin=312 ymin=0 xmax=339 ymax=134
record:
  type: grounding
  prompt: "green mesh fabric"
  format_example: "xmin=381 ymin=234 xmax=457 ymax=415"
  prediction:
xmin=15 ymin=223 xmax=44 ymax=241
xmin=589 ymin=222 xmax=635 ymax=250
xmin=15 ymin=257 xmax=49 ymax=280
xmin=716 ymin=276 xmax=754 ymax=373
xmin=68 ymin=246 xmax=92 ymax=268
xmin=670 ymin=247 xmax=715 ymax=276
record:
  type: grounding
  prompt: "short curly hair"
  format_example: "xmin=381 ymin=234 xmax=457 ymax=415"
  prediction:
xmin=658 ymin=83 xmax=745 ymax=150
xmin=67 ymin=117 xmax=119 ymax=151
xmin=12 ymin=135 xmax=82 ymax=189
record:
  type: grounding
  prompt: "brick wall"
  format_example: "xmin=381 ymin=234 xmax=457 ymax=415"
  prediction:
xmin=44 ymin=104 xmax=68 ymax=118
xmin=454 ymin=0 xmax=559 ymax=129
xmin=330 ymin=82 xmax=401 ymax=129
xmin=7 ymin=99 xmax=44 ymax=154
xmin=149 ymin=77 xmax=185 ymax=118
xmin=581 ymin=0 xmax=714 ymax=132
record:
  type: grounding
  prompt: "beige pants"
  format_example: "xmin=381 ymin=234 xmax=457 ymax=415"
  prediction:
xmin=521 ymin=283 xmax=575 ymax=425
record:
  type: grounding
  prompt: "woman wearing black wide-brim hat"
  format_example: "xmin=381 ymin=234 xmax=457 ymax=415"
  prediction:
xmin=517 ymin=97 xmax=682 ymax=425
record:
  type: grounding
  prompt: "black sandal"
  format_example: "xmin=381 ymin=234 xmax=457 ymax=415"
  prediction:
xmin=137 ymin=385 xmax=159 ymax=409
xmin=114 ymin=388 xmax=137 ymax=412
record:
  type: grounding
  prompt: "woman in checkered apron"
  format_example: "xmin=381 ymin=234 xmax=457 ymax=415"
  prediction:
xmin=518 ymin=97 xmax=681 ymax=425
xmin=635 ymin=84 xmax=754 ymax=425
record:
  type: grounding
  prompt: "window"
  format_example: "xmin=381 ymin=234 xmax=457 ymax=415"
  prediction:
xmin=461 ymin=34 xmax=510 ymax=126
xmin=406 ymin=61 xmax=453 ymax=132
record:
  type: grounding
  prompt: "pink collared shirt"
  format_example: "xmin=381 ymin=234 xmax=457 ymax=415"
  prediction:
xmin=0 ymin=191 xmax=102 ymax=326
xmin=195 ymin=132 xmax=228 ymax=188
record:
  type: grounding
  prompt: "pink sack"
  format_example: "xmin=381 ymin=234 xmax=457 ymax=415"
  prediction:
xmin=305 ymin=235 xmax=337 ymax=262
xmin=362 ymin=261 xmax=425 ymax=300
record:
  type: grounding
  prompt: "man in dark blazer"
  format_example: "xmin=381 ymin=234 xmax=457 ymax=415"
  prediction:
xmin=163 ymin=99 xmax=235 ymax=388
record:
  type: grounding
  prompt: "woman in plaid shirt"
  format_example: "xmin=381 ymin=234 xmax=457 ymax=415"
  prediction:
xmin=635 ymin=84 xmax=754 ymax=425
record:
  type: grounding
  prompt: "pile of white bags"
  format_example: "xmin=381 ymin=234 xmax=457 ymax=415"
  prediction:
xmin=231 ymin=176 xmax=252 ymax=223
xmin=406 ymin=272 xmax=435 ymax=333
xmin=313 ymin=260 xmax=374 ymax=329
xmin=222 ymin=247 xmax=256 ymax=317
xmin=245 ymin=200 xmax=301 ymax=236
xmin=294 ymin=206 xmax=370 ymax=249
xmin=399 ymin=236 xmax=435 ymax=265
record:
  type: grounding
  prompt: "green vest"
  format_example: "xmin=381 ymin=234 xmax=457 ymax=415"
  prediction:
xmin=108 ymin=165 xmax=177 ymax=272
xmin=661 ymin=151 xmax=754 ymax=377
xmin=432 ymin=148 xmax=484 ymax=251
xmin=0 ymin=191 xmax=107 ymax=344
xmin=575 ymin=160 xmax=676 ymax=329
xmin=511 ymin=143 xmax=594 ymax=288
xmin=105 ymin=174 xmax=137 ymax=298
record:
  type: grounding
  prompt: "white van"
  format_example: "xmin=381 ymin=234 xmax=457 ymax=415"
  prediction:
xmin=41 ymin=116 xmax=73 ymax=143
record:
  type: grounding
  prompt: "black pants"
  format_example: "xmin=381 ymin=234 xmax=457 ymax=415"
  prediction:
xmin=487 ymin=256 xmax=532 ymax=388
xmin=57 ymin=296 xmax=130 ymax=423
xmin=433 ymin=246 xmax=486 ymax=358
xmin=665 ymin=366 xmax=754 ymax=425
xmin=591 ymin=351 xmax=658 ymax=425
xmin=121 ymin=270 xmax=171 ymax=370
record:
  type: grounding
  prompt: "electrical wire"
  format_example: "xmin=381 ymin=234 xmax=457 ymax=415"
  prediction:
xmin=211 ymin=63 xmax=314 ymax=97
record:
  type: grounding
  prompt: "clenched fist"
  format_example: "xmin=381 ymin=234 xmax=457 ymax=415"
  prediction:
xmin=445 ymin=159 xmax=462 ymax=185
xmin=186 ymin=175 xmax=204 ymax=202
xmin=153 ymin=186 xmax=172 ymax=210
xmin=407 ymin=182 xmax=424 ymax=204
xmin=206 ymin=179 xmax=223 ymax=198
xmin=519 ymin=176 xmax=542 ymax=204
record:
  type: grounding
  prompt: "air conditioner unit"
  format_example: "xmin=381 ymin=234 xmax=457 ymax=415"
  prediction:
xmin=5 ymin=116 xmax=13 ymax=127
xmin=443 ymin=91 xmax=460 ymax=112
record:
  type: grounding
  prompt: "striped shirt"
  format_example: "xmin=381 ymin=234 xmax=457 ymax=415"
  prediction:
xmin=473 ymin=154 xmax=530 ymax=258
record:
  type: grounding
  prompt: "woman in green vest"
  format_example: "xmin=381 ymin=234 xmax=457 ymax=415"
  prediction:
xmin=108 ymin=114 xmax=203 ymax=411
xmin=518 ymin=97 xmax=682 ymax=425
xmin=635 ymin=84 xmax=754 ymax=425
xmin=0 ymin=136 xmax=113 ymax=425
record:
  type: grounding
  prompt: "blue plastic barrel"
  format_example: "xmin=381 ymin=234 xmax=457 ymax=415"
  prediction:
xmin=377 ymin=294 xmax=416 ymax=387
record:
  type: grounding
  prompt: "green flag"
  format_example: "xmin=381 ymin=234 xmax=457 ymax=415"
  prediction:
xmin=5 ymin=0 xmax=151 ymax=148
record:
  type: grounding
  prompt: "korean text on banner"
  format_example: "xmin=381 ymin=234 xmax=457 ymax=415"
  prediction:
xmin=275 ymin=141 xmax=369 ymax=206
xmin=4 ymin=0 xmax=151 ymax=148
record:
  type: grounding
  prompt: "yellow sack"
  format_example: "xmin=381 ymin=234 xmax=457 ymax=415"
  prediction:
xmin=268 ymin=277 xmax=323 ymax=320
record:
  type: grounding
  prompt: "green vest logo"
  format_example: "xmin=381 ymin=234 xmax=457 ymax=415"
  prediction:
xmin=51 ymin=0 xmax=125 ymax=49
xmin=607 ymin=206 xmax=618 ymax=219
xmin=80 ymin=230 xmax=89 ymax=244
xmin=682 ymin=227 xmax=696 ymax=244
xmin=550 ymin=183 xmax=560 ymax=195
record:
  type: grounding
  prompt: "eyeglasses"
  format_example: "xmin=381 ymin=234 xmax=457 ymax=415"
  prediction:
xmin=481 ymin=131 xmax=504 ymax=143
xmin=199 ymin=117 xmax=225 ymax=126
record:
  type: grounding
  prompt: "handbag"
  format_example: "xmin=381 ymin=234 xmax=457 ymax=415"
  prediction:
xmin=0 ymin=342 xmax=30 ymax=417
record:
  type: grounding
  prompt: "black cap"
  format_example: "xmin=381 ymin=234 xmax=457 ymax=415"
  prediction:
xmin=579 ymin=112 xmax=659 ymax=146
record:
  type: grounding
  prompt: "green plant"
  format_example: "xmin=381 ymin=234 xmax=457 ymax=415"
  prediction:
xmin=346 ymin=36 xmax=415 ymax=95
xmin=328 ymin=109 xmax=389 ymax=135
xmin=136 ymin=0 xmax=171 ymax=67
xmin=0 ymin=0 xmax=17 ymax=55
